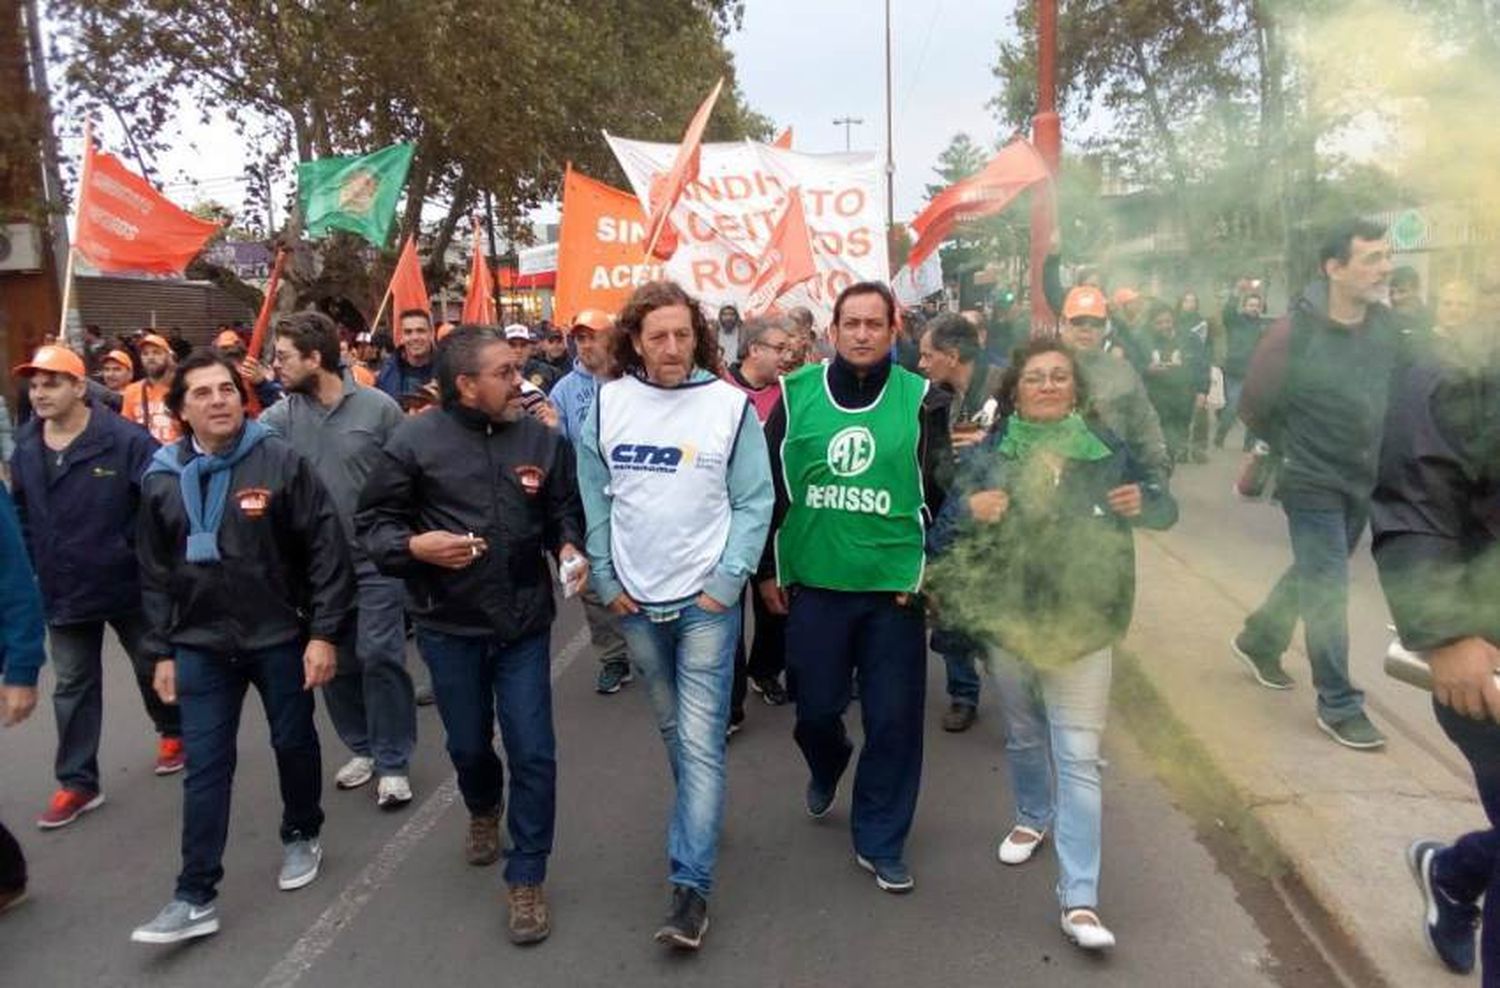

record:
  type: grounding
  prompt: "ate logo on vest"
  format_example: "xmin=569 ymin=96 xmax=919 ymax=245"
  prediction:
xmin=826 ymin=426 xmax=877 ymax=478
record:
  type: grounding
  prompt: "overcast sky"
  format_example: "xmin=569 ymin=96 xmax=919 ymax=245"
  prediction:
xmin=729 ymin=0 xmax=1013 ymax=220
xmin=81 ymin=1 xmax=1018 ymax=230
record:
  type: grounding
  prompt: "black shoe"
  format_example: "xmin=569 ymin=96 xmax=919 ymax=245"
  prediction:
xmin=806 ymin=777 xmax=838 ymax=818
xmin=654 ymin=885 xmax=709 ymax=950
xmin=750 ymin=676 xmax=789 ymax=706
xmin=855 ymin=854 xmax=914 ymax=893
xmin=1408 ymin=839 xmax=1478 ymax=974
xmin=941 ymin=702 xmax=977 ymax=732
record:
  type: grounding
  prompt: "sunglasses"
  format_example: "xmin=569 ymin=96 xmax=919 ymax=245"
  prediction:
xmin=1068 ymin=317 xmax=1106 ymax=329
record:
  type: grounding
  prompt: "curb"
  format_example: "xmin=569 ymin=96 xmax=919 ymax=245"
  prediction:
xmin=1111 ymin=535 xmax=1483 ymax=988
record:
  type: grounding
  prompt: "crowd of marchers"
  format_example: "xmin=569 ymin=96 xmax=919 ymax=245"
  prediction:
xmin=0 ymin=216 xmax=1494 ymax=982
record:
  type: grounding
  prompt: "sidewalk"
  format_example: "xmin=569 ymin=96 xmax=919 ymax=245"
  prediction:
xmin=1119 ymin=531 xmax=1484 ymax=987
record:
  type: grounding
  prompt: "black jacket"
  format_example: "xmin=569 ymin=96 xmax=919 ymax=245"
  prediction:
xmin=137 ymin=434 xmax=355 ymax=659
xmin=1240 ymin=282 xmax=1401 ymax=509
xmin=1371 ymin=345 xmax=1500 ymax=652
xmin=11 ymin=408 xmax=157 ymax=624
xmin=757 ymin=356 xmax=953 ymax=579
xmin=355 ymin=403 xmax=585 ymax=640
xmin=927 ymin=419 xmax=1177 ymax=664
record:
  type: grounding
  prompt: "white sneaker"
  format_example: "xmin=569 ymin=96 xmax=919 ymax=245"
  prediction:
xmin=335 ymin=756 xmax=375 ymax=790
xmin=997 ymin=825 xmax=1046 ymax=865
xmin=1061 ymin=908 xmax=1116 ymax=950
xmin=376 ymin=775 xmax=413 ymax=810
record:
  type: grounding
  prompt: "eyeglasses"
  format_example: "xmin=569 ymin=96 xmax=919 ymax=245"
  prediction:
xmin=1019 ymin=370 xmax=1074 ymax=387
xmin=754 ymin=341 xmax=792 ymax=354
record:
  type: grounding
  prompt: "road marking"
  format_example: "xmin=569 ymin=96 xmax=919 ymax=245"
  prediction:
xmin=256 ymin=625 xmax=594 ymax=988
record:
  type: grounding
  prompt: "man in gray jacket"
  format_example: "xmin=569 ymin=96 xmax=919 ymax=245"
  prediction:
xmin=1058 ymin=286 xmax=1172 ymax=487
xmin=263 ymin=312 xmax=415 ymax=808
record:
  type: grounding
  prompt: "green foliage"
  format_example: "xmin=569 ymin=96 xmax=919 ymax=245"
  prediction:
xmin=46 ymin=0 xmax=768 ymax=298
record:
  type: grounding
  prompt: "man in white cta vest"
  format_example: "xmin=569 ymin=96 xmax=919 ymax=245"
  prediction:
xmin=578 ymin=281 xmax=772 ymax=952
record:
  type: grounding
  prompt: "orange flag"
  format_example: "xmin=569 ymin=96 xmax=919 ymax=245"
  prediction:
xmin=461 ymin=218 xmax=497 ymax=325
xmin=554 ymin=166 xmax=664 ymax=324
xmin=907 ymin=138 xmax=1051 ymax=269
xmin=772 ymin=126 xmax=793 ymax=149
xmin=73 ymin=130 xmax=220 ymax=275
xmin=643 ymin=77 xmax=724 ymax=260
xmin=386 ymin=235 xmax=428 ymax=345
xmin=744 ymin=188 xmax=817 ymax=316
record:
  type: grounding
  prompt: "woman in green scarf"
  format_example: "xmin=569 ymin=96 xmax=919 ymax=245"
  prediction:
xmin=927 ymin=337 xmax=1177 ymax=951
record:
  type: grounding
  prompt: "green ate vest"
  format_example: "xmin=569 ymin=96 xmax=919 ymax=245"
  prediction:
xmin=775 ymin=362 xmax=928 ymax=592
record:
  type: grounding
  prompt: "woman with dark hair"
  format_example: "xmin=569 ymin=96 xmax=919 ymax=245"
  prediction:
xmin=928 ymin=337 xmax=1176 ymax=952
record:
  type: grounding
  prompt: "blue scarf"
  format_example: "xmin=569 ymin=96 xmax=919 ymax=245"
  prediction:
xmin=145 ymin=421 xmax=270 ymax=563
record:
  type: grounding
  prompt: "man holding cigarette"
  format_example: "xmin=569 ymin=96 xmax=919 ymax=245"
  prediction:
xmin=356 ymin=325 xmax=586 ymax=946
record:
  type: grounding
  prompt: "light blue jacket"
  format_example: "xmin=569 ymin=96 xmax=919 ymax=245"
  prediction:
xmin=550 ymin=360 xmax=599 ymax=445
xmin=578 ymin=367 xmax=773 ymax=612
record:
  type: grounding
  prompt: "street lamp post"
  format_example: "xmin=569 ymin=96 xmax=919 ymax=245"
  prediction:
xmin=1030 ymin=0 xmax=1061 ymax=331
xmin=832 ymin=116 xmax=864 ymax=152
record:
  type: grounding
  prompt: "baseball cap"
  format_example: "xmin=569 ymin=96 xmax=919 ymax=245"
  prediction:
xmin=101 ymin=349 xmax=134 ymax=370
xmin=138 ymin=333 xmax=172 ymax=353
xmin=569 ymin=309 xmax=613 ymax=333
xmin=1110 ymin=287 xmax=1140 ymax=307
xmin=14 ymin=345 xmax=87 ymax=379
xmin=503 ymin=324 xmax=533 ymax=342
xmin=214 ymin=329 xmax=244 ymax=349
xmin=1063 ymin=286 xmax=1109 ymax=321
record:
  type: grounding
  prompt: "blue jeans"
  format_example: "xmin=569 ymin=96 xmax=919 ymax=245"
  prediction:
xmin=617 ymin=602 xmax=739 ymax=896
xmin=174 ymin=641 xmax=323 ymax=905
xmin=1239 ymin=502 xmax=1367 ymax=723
xmin=988 ymin=647 xmax=1111 ymax=911
xmin=1431 ymin=700 xmax=1500 ymax=982
xmin=417 ymin=629 xmax=555 ymax=886
xmin=324 ymin=563 xmax=415 ymax=775
xmin=943 ymin=652 xmax=981 ymax=707
xmin=786 ymin=588 xmax=927 ymax=866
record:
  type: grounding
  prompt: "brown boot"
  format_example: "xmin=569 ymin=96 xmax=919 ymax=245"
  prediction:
xmin=466 ymin=811 xmax=501 ymax=866
xmin=507 ymin=883 xmax=550 ymax=945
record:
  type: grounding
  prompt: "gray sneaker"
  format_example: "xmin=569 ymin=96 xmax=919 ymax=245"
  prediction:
xmin=1231 ymin=636 xmax=1295 ymax=690
xmin=278 ymin=838 xmax=323 ymax=891
xmin=1318 ymin=711 xmax=1386 ymax=750
xmin=131 ymin=899 xmax=220 ymax=944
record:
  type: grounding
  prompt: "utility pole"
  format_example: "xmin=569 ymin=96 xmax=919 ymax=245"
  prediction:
xmin=883 ymin=0 xmax=895 ymax=231
xmin=484 ymin=189 xmax=502 ymax=323
xmin=1029 ymin=0 xmax=1061 ymax=331
xmin=832 ymin=116 xmax=864 ymax=152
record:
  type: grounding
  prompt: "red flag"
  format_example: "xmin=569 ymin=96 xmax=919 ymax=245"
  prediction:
xmin=461 ymin=218 xmax=497 ymax=324
xmin=907 ymin=138 xmax=1051 ymax=269
xmin=386 ymin=236 xmax=428 ymax=345
xmin=73 ymin=131 xmax=220 ymax=275
xmin=744 ymin=188 xmax=817 ymax=316
xmin=643 ymin=77 xmax=724 ymax=260
xmin=772 ymin=126 xmax=793 ymax=149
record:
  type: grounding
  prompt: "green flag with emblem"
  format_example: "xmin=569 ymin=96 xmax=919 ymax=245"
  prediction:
xmin=297 ymin=143 xmax=415 ymax=246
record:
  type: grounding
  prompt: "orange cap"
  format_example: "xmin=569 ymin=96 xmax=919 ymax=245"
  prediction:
xmin=1063 ymin=286 xmax=1109 ymax=321
xmin=101 ymin=349 xmax=134 ymax=370
xmin=569 ymin=309 xmax=613 ymax=333
xmin=14 ymin=345 xmax=87 ymax=380
xmin=1110 ymin=287 xmax=1140 ymax=307
xmin=214 ymin=329 xmax=244 ymax=349
xmin=138 ymin=333 xmax=172 ymax=354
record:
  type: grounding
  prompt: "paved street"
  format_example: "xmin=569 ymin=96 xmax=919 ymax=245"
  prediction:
xmin=1 ymin=583 xmax=1339 ymax=988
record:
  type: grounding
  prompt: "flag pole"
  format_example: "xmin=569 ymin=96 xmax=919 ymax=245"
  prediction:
xmin=55 ymin=245 xmax=77 ymax=341
xmin=370 ymin=280 xmax=395 ymax=337
xmin=246 ymin=246 xmax=289 ymax=361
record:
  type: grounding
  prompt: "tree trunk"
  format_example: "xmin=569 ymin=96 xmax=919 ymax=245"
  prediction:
xmin=423 ymin=179 xmax=474 ymax=288
xmin=1252 ymin=0 xmax=1298 ymax=296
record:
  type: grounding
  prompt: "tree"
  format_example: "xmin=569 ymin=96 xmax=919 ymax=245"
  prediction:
xmin=46 ymin=0 xmax=770 ymax=306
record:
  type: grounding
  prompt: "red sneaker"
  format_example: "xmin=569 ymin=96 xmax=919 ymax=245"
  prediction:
xmin=155 ymin=737 xmax=186 ymax=776
xmin=36 ymin=788 xmax=104 ymax=830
